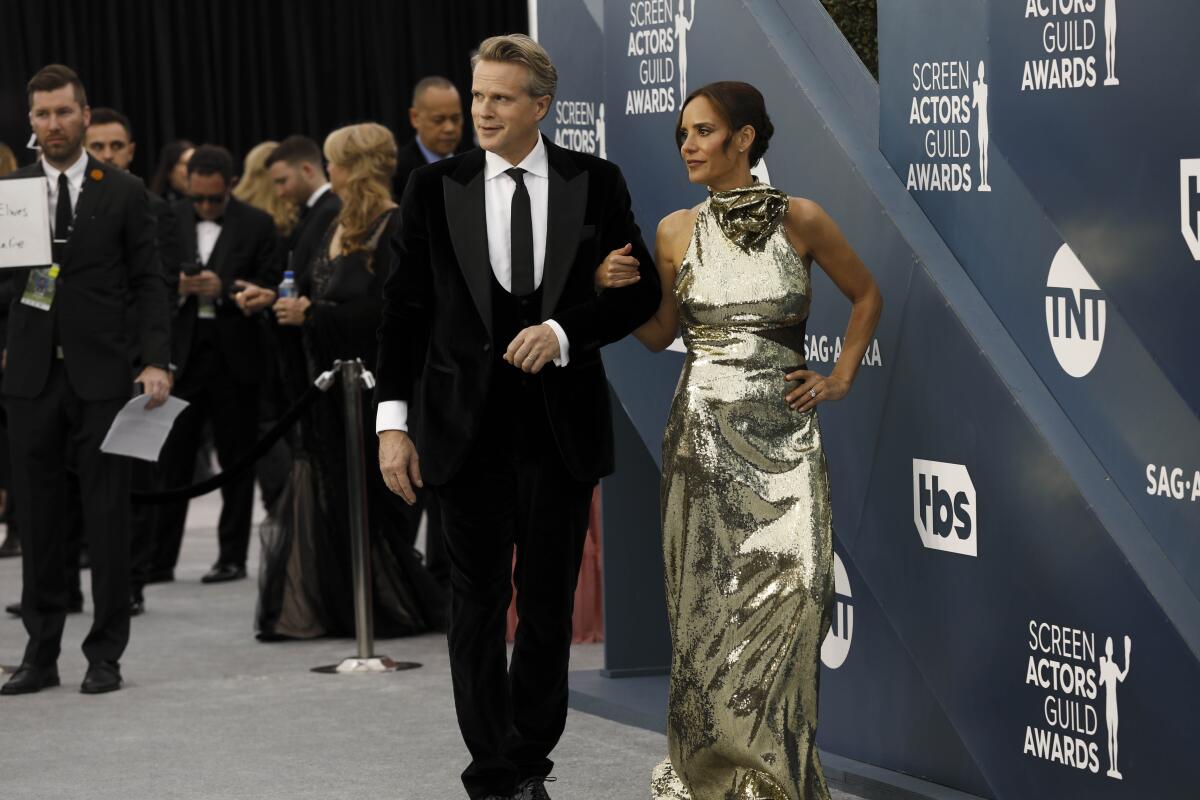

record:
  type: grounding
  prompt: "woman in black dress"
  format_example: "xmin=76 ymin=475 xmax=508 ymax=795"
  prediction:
xmin=256 ymin=123 xmax=444 ymax=640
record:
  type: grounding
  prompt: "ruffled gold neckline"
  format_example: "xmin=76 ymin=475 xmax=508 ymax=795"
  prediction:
xmin=707 ymin=183 xmax=789 ymax=251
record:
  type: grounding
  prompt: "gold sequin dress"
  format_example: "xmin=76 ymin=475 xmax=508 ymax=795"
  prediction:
xmin=651 ymin=185 xmax=834 ymax=800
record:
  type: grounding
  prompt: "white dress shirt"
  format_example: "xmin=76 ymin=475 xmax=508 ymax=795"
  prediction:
xmin=194 ymin=219 xmax=222 ymax=318
xmin=305 ymin=182 xmax=332 ymax=208
xmin=376 ymin=136 xmax=570 ymax=434
xmin=43 ymin=150 xmax=88 ymax=239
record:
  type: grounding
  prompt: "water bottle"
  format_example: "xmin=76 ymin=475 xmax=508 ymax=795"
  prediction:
xmin=278 ymin=270 xmax=296 ymax=299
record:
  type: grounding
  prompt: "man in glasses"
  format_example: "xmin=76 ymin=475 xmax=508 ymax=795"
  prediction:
xmin=155 ymin=144 xmax=282 ymax=586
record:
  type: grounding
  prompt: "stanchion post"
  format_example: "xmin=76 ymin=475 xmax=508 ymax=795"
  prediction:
xmin=312 ymin=359 xmax=420 ymax=675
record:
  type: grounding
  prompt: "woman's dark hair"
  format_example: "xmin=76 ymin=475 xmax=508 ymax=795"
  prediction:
xmin=149 ymin=138 xmax=195 ymax=195
xmin=675 ymin=81 xmax=774 ymax=167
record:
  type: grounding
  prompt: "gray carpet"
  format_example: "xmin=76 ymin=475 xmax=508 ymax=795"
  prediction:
xmin=0 ymin=492 xmax=864 ymax=799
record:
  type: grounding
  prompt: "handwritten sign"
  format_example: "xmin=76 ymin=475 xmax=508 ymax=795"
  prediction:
xmin=0 ymin=178 xmax=51 ymax=269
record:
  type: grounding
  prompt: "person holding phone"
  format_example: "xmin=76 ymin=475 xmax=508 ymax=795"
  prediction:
xmin=151 ymin=145 xmax=282 ymax=585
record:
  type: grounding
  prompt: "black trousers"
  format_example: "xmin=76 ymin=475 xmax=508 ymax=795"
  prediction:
xmin=434 ymin=382 xmax=594 ymax=799
xmin=156 ymin=325 xmax=259 ymax=570
xmin=5 ymin=361 xmax=131 ymax=667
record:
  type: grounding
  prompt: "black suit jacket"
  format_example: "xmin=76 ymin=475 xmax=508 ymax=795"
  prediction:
xmin=165 ymin=196 xmax=281 ymax=383
xmin=376 ymin=138 xmax=660 ymax=484
xmin=1 ymin=157 xmax=172 ymax=400
xmin=290 ymin=188 xmax=341 ymax=290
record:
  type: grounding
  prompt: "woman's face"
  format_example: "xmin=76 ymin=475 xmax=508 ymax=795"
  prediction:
xmin=677 ymin=96 xmax=751 ymax=187
xmin=170 ymin=148 xmax=194 ymax=193
xmin=328 ymin=159 xmax=348 ymax=196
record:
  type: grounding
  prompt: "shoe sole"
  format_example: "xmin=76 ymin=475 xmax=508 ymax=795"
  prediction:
xmin=0 ymin=676 xmax=61 ymax=695
xmin=80 ymin=680 xmax=122 ymax=695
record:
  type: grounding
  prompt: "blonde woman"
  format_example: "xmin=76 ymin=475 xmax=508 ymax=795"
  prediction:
xmin=257 ymin=123 xmax=444 ymax=641
xmin=0 ymin=142 xmax=18 ymax=176
xmin=234 ymin=140 xmax=297 ymax=235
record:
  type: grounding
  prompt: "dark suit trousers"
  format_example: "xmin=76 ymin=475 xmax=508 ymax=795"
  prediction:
xmin=157 ymin=322 xmax=259 ymax=569
xmin=6 ymin=361 xmax=131 ymax=666
xmin=434 ymin=377 xmax=594 ymax=799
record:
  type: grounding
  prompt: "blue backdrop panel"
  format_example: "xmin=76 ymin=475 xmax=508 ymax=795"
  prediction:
xmin=535 ymin=1 xmax=1200 ymax=798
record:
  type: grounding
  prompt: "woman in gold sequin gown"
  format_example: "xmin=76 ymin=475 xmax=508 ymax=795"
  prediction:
xmin=596 ymin=82 xmax=882 ymax=799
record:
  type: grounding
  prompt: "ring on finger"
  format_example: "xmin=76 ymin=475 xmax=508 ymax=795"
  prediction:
xmin=809 ymin=388 xmax=817 ymax=399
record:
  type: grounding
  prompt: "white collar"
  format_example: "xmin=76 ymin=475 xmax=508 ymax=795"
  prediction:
xmin=42 ymin=149 xmax=88 ymax=185
xmin=484 ymin=136 xmax=548 ymax=182
xmin=305 ymin=182 xmax=332 ymax=208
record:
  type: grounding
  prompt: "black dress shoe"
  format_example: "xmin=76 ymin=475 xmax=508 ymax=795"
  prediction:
xmin=201 ymin=563 xmax=247 ymax=584
xmin=516 ymin=777 xmax=556 ymax=800
xmin=1 ymin=664 xmax=60 ymax=695
xmin=6 ymin=597 xmax=83 ymax=616
xmin=80 ymin=661 xmax=122 ymax=694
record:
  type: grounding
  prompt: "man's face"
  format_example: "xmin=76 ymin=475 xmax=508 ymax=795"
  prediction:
xmin=269 ymin=160 xmax=315 ymax=205
xmin=471 ymin=61 xmax=550 ymax=163
xmin=29 ymin=85 xmax=89 ymax=165
xmin=410 ymin=86 xmax=463 ymax=157
xmin=188 ymin=172 xmax=230 ymax=221
xmin=85 ymin=122 xmax=135 ymax=170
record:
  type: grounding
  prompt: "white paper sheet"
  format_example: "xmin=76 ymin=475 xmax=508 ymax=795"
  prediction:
xmin=100 ymin=395 xmax=190 ymax=462
xmin=0 ymin=177 xmax=52 ymax=269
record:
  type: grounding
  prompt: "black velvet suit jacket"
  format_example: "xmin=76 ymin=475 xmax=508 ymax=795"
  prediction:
xmin=0 ymin=157 xmax=172 ymax=400
xmin=164 ymin=196 xmax=282 ymax=383
xmin=376 ymin=138 xmax=660 ymax=484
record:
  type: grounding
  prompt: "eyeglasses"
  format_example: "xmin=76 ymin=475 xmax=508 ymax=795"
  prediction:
xmin=190 ymin=193 xmax=227 ymax=205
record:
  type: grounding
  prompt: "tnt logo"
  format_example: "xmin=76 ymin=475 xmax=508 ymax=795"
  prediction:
xmin=1181 ymin=159 xmax=1200 ymax=261
xmin=820 ymin=552 xmax=853 ymax=669
xmin=913 ymin=459 xmax=977 ymax=557
xmin=1045 ymin=243 xmax=1106 ymax=378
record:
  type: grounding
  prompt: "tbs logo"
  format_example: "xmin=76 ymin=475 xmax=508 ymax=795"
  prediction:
xmin=912 ymin=459 xmax=977 ymax=557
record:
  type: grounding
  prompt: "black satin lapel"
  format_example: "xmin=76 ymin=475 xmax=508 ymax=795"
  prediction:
xmin=206 ymin=214 xmax=235 ymax=277
xmin=443 ymin=171 xmax=491 ymax=335
xmin=541 ymin=167 xmax=588 ymax=319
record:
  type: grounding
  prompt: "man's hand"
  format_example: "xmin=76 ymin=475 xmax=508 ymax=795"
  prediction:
xmin=179 ymin=269 xmax=223 ymax=299
xmin=504 ymin=324 xmax=561 ymax=374
xmin=234 ymin=280 xmax=277 ymax=315
xmin=593 ymin=243 xmax=640 ymax=290
xmin=273 ymin=295 xmax=311 ymax=326
xmin=379 ymin=430 xmax=422 ymax=505
xmin=136 ymin=365 xmax=173 ymax=410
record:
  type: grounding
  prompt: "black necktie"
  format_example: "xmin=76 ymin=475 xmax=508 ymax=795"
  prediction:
xmin=507 ymin=167 xmax=534 ymax=296
xmin=55 ymin=172 xmax=72 ymax=241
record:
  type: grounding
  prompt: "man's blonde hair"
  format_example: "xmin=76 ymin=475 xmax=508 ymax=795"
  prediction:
xmin=471 ymin=34 xmax=557 ymax=100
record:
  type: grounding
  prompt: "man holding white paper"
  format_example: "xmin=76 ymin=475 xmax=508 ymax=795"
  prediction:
xmin=0 ymin=65 xmax=171 ymax=696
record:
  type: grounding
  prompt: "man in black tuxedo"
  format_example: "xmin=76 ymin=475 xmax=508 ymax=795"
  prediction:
xmin=376 ymin=36 xmax=659 ymax=800
xmin=0 ymin=65 xmax=172 ymax=696
xmin=394 ymin=75 xmax=466 ymax=198
xmin=154 ymin=145 xmax=281 ymax=584
xmin=85 ymin=106 xmax=175 ymax=610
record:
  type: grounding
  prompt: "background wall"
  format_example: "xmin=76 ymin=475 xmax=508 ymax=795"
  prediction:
xmin=537 ymin=1 xmax=1200 ymax=798
xmin=0 ymin=0 xmax=526 ymax=180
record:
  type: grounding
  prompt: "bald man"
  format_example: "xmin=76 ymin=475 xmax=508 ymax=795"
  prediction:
xmin=394 ymin=76 xmax=466 ymax=198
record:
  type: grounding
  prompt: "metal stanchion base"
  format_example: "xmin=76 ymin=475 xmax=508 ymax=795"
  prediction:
xmin=311 ymin=656 xmax=421 ymax=674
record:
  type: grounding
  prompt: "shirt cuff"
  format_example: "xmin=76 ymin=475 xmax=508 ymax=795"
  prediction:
xmin=375 ymin=400 xmax=409 ymax=433
xmin=544 ymin=318 xmax=570 ymax=367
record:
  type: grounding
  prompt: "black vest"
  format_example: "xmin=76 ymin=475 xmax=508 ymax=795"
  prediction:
xmin=488 ymin=271 xmax=545 ymax=412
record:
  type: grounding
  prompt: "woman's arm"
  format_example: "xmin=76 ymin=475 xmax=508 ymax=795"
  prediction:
xmin=784 ymin=198 xmax=882 ymax=412
xmin=626 ymin=210 xmax=690 ymax=352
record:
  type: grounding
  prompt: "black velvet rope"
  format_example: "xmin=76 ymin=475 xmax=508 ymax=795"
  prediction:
xmin=132 ymin=382 xmax=325 ymax=505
